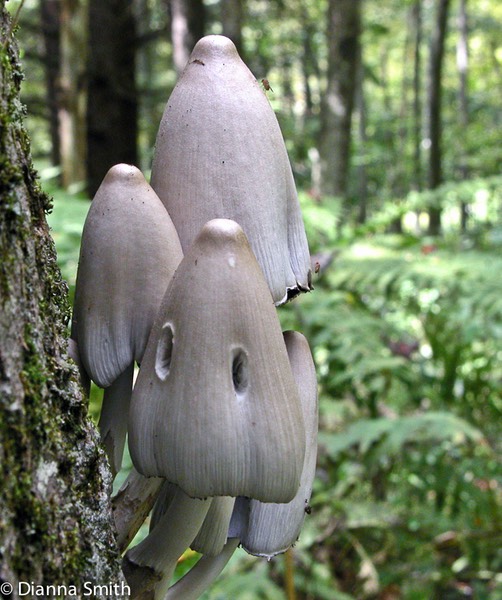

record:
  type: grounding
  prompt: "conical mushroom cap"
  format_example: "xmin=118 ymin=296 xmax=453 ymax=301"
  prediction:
xmin=129 ymin=219 xmax=306 ymax=502
xmin=73 ymin=164 xmax=183 ymax=387
xmin=239 ymin=331 xmax=318 ymax=558
xmin=150 ymin=35 xmax=311 ymax=305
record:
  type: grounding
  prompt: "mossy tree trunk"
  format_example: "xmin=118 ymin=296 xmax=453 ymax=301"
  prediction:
xmin=0 ymin=4 xmax=124 ymax=598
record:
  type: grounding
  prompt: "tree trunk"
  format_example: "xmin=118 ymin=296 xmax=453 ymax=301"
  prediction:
xmin=457 ymin=0 xmax=469 ymax=231
xmin=167 ymin=0 xmax=205 ymax=75
xmin=0 ymin=4 xmax=124 ymax=596
xmin=319 ymin=0 xmax=361 ymax=206
xmin=355 ymin=39 xmax=367 ymax=225
xmin=412 ymin=0 xmax=423 ymax=193
xmin=220 ymin=0 xmax=244 ymax=58
xmin=300 ymin=8 xmax=317 ymax=117
xmin=59 ymin=0 xmax=87 ymax=189
xmin=40 ymin=0 xmax=61 ymax=169
xmin=389 ymin=5 xmax=417 ymax=234
xmin=86 ymin=0 xmax=138 ymax=197
xmin=427 ymin=0 xmax=450 ymax=236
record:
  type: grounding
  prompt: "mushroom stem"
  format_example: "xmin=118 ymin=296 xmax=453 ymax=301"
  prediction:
xmin=191 ymin=496 xmax=235 ymax=556
xmin=112 ymin=467 xmax=163 ymax=553
xmin=122 ymin=489 xmax=212 ymax=599
xmin=164 ymin=538 xmax=240 ymax=600
xmin=99 ymin=361 xmax=134 ymax=476
xmin=151 ymin=483 xmax=235 ymax=557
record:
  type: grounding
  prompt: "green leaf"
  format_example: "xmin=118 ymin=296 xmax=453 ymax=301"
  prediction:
xmin=320 ymin=412 xmax=485 ymax=461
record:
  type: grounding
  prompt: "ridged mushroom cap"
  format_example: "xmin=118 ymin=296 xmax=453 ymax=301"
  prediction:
xmin=73 ymin=163 xmax=183 ymax=387
xmin=128 ymin=218 xmax=306 ymax=502
xmin=150 ymin=35 xmax=311 ymax=305
xmin=230 ymin=331 xmax=318 ymax=558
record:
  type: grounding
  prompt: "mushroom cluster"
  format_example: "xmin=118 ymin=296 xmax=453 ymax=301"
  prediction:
xmin=72 ymin=35 xmax=318 ymax=600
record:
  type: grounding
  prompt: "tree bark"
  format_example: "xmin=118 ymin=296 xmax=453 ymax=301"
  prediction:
xmin=427 ymin=0 xmax=450 ymax=235
xmin=86 ymin=0 xmax=138 ymax=197
xmin=167 ymin=0 xmax=205 ymax=75
xmin=319 ymin=0 xmax=361 ymax=205
xmin=0 ymin=4 xmax=124 ymax=597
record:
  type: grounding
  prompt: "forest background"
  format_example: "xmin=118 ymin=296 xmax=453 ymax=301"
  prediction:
xmin=6 ymin=0 xmax=502 ymax=598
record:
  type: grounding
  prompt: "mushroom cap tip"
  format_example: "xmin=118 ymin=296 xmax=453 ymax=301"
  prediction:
xmin=198 ymin=218 xmax=248 ymax=249
xmin=191 ymin=35 xmax=239 ymax=61
xmin=194 ymin=34 xmax=236 ymax=50
xmin=103 ymin=163 xmax=144 ymax=185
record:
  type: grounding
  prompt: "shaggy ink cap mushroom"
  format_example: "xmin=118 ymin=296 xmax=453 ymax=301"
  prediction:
xmin=229 ymin=331 xmax=318 ymax=558
xmin=72 ymin=163 xmax=183 ymax=473
xmin=151 ymin=35 xmax=312 ymax=305
xmin=128 ymin=218 xmax=306 ymax=503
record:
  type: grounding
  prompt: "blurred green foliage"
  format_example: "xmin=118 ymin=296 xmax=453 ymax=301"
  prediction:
xmin=46 ymin=178 xmax=502 ymax=599
xmin=12 ymin=0 xmax=502 ymax=593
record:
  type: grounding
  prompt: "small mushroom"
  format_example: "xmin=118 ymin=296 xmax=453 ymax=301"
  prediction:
xmin=72 ymin=163 xmax=183 ymax=474
xmin=229 ymin=331 xmax=318 ymax=558
xmin=128 ymin=218 xmax=306 ymax=503
xmin=150 ymin=35 xmax=312 ymax=305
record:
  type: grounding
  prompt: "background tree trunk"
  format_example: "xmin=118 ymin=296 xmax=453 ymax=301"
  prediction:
xmin=319 ymin=0 xmax=361 ymax=207
xmin=59 ymin=0 xmax=87 ymax=189
xmin=427 ymin=0 xmax=450 ymax=235
xmin=40 ymin=0 xmax=61 ymax=169
xmin=456 ymin=0 xmax=469 ymax=231
xmin=355 ymin=41 xmax=367 ymax=225
xmin=412 ymin=0 xmax=423 ymax=193
xmin=86 ymin=0 xmax=138 ymax=197
xmin=167 ymin=0 xmax=205 ymax=75
xmin=220 ymin=0 xmax=244 ymax=57
xmin=0 ymin=4 xmax=124 ymax=596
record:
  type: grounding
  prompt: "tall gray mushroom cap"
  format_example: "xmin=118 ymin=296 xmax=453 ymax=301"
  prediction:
xmin=150 ymin=35 xmax=312 ymax=305
xmin=229 ymin=331 xmax=318 ymax=558
xmin=129 ymin=218 xmax=306 ymax=503
xmin=73 ymin=163 xmax=183 ymax=387
xmin=72 ymin=164 xmax=183 ymax=473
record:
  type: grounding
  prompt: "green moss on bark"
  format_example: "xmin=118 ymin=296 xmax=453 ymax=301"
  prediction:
xmin=0 ymin=6 xmax=124 ymax=598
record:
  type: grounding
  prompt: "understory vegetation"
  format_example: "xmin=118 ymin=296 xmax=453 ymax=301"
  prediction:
xmin=46 ymin=174 xmax=502 ymax=600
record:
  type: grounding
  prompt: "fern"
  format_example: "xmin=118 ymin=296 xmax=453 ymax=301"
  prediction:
xmin=320 ymin=412 xmax=486 ymax=461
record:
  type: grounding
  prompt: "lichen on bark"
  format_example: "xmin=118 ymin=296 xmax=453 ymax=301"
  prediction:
xmin=0 ymin=4 xmax=124 ymax=598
